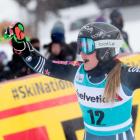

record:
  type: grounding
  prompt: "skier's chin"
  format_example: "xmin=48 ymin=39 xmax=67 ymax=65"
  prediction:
xmin=83 ymin=59 xmax=98 ymax=71
xmin=84 ymin=62 xmax=95 ymax=71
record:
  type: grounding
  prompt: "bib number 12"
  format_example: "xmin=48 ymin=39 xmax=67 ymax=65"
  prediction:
xmin=87 ymin=109 xmax=105 ymax=125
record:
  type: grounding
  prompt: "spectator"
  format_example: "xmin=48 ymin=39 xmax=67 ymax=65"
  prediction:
xmin=0 ymin=53 xmax=25 ymax=81
xmin=110 ymin=9 xmax=133 ymax=52
xmin=51 ymin=21 xmax=65 ymax=43
xmin=0 ymin=51 xmax=7 ymax=66
xmin=7 ymin=53 xmax=30 ymax=78
xmin=2 ymin=48 xmax=34 ymax=81
xmin=95 ymin=11 xmax=106 ymax=22
xmin=44 ymin=21 xmax=75 ymax=61
xmin=0 ymin=51 xmax=10 ymax=81
xmin=68 ymin=41 xmax=78 ymax=60
xmin=47 ymin=43 xmax=68 ymax=60
xmin=31 ymin=38 xmax=41 ymax=51
xmin=0 ymin=52 xmax=6 ymax=78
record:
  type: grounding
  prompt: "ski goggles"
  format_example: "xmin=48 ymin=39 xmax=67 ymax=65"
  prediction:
xmin=78 ymin=38 xmax=95 ymax=54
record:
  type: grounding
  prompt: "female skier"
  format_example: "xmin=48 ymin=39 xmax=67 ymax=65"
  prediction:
xmin=5 ymin=22 xmax=139 ymax=140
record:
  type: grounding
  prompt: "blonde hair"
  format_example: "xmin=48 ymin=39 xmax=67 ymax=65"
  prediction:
xmin=104 ymin=60 xmax=122 ymax=102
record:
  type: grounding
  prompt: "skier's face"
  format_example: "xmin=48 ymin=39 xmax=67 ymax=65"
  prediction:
xmin=80 ymin=51 xmax=99 ymax=71
xmin=78 ymin=37 xmax=99 ymax=71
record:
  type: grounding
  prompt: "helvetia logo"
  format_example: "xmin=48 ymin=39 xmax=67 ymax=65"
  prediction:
xmin=77 ymin=92 xmax=106 ymax=103
xmin=77 ymin=91 xmax=123 ymax=103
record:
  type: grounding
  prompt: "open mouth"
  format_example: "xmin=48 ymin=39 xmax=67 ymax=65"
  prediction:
xmin=83 ymin=59 xmax=89 ymax=63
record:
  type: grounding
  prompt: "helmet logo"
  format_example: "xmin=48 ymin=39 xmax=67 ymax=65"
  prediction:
xmin=96 ymin=41 xmax=115 ymax=48
xmin=100 ymin=49 xmax=110 ymax=60
xmin=95 ymin=40 xmax=122 ymax=49
xmin=92 ymin=31 xmax=105 ymax=39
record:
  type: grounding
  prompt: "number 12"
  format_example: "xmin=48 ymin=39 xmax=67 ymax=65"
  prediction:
xmin=87 ymin=109 xmax=105 ymax=125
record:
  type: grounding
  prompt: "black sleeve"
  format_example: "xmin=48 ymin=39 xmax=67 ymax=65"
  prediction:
xmin=121 ymin=64 xmax=140 ymax=93
xmin=16 ymin=41 xmax=81 ymax=82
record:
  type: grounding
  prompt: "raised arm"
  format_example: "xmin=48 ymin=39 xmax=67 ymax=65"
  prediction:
xmin=5 ymin=22 xmax=81 ymax=82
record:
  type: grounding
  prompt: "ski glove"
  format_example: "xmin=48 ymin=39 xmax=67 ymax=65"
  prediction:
xmin=4 ymin=22 xmax=29 ymax=52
